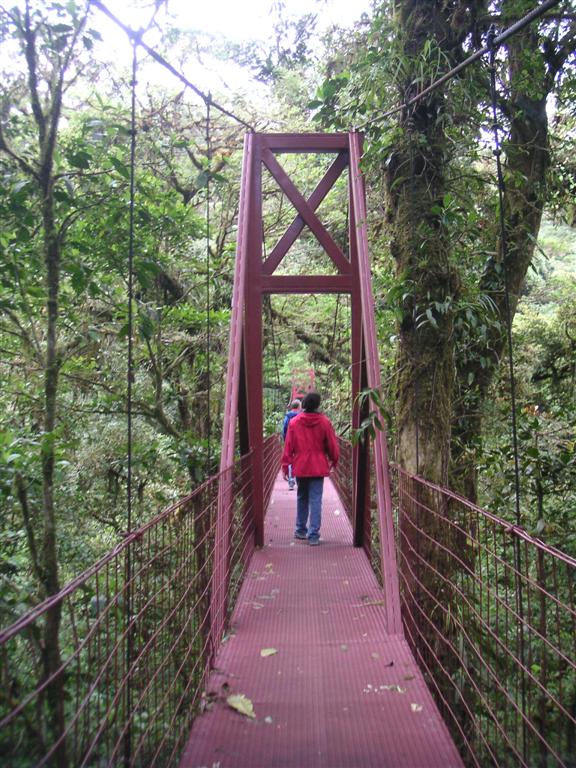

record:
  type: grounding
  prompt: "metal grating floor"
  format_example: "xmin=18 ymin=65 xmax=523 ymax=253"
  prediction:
xmin=180 ymin=475 xmax=463 ymax=768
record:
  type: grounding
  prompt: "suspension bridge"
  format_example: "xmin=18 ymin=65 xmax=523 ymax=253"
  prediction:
xmin=1 ymin=128 xmax=574 ymax=768
xmin=1 ymin=0 xmax=575 ymax=765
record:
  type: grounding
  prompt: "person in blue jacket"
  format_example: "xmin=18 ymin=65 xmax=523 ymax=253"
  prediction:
xmin=282 ymin=399 xmax=301 ymax=489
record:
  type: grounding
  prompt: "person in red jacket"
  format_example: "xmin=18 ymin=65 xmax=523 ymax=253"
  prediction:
xmin=281 ymin=391 xmax=339 ymax=546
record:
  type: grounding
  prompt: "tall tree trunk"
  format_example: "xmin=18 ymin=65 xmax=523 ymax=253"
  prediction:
xmin=386 ymin=3 xmax=485 ymax=753
xmin=451 ymin=2 xmax=553 ymax=500
xmin=19 ymin=5 xmax=89 ymax=763
xmin=389 ymin=1 xmax=463 ymax=487
xmin=40 ymin=179 xmax=67 ymax=768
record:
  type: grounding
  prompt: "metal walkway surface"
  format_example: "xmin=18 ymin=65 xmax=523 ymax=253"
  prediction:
xmin=181 ymin=475 xmax=463 ymax=768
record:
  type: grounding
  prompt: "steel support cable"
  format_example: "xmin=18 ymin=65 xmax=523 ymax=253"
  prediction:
xmin=407 ymin=127 xmax=421 ymax=477
xmin=206 ymin=96 xmax=212 ymax=474
xmin=269 ymin=305 xmax=281 ymax=395
xmin=329 ymin=293 xmax=340 ymax=359
xmin=89 ymin=0 xmax=255 ymax=131
xmin=486 ymin=26 xmax=527 ymax=762
xmin=124 ymin=39 xmax=138 ymax=768
xmin=358 ymin=0 xmax=562 ymax=129
xmin=261 ymin=230 xmax=281 ymax=397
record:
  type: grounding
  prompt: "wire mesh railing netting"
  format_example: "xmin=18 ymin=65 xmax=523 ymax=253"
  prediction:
xmin=391 ymin=465 xmax=576 ymax=768
xmin=0 ymin=436 xmax=282 ymax=767
xmin=332 ymin=437 xmax=380 ymax=582
xmin=334 ymin=437 xmax=575 ymax=766
xmin=331 ymin=437 xmax=352 ymax=524
xmin=3 ymin=432 xmax=572 ymax=767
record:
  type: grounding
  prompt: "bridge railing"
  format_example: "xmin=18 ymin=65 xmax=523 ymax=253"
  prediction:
xmin=391 ymin=465 xmax=576 ymax=768
xmin=333 ymin=436 xmax=380 ymax=580
xmin=332 ymin=436 xmax=352 ymax=524
xmin=0 ymin=435 xmax=281 ymax=767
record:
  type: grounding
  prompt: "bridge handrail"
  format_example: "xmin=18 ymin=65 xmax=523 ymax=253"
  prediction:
xmin=393 ymin=464 xmax=576 ymax=569
xmin=333 ymin=436 xmax=575 ymax=766
xmin=391 ymin=463 xmax=576 ymax=767
xmin=0 ymin=470 xmax=226 ymax=647
xmin=0 ymin=435 xmax=282 ymax=767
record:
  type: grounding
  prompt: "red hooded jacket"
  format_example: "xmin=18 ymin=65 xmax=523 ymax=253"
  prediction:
xmin=281 ymin=411 xmax=339 ymax=478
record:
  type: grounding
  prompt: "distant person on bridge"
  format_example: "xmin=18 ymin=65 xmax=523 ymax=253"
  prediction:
xmin=282 ymin=398 xmax=302 ymax=490
xmin=281 ymin=392 xmax=339 ymax=546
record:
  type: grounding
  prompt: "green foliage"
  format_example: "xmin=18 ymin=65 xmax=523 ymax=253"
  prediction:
xmin=0 ymin=1 xmax=244 ymax=631
xmin=225 ymin=7 xmax=318 ymax=85
xmin=477 ymin=221 xmax=576 ymax=551
xmin=479 ymin=406 xmax=576 ymax=552
xmin=351 ymin=387 xmax=390 ymax=445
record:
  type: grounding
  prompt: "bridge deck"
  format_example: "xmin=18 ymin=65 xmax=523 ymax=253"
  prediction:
xmin=181 ymin=474 xmax=463 ymax=768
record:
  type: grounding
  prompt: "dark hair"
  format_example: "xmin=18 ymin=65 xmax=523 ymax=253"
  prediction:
xmin=302 ymin=392 xmax=321 ymax=412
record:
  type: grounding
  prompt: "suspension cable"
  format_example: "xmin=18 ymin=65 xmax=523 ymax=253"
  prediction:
xmin=205 ymin=96 xmax=212 ymax=473
xmin=261 ymin=230 xmax=281 ymax=397
xmin=487 ymin=29 xmax=523 ymax=543
xmin=89 ymin=0 xmax=256 ymax=131
xmin=124 ymin=38 xmax=138 ymax=768
xmin=406 ymin=117 xmax=421 ymax=477
xmin=329 ymin=293 xmax=340 ymax=359
xmin=486 ymin=25 xmax=527 ymax=760
xmin=358 ymin=0 xmax=562 ymax=129
xmin=269 ymin=302 xmax=281 ymax=395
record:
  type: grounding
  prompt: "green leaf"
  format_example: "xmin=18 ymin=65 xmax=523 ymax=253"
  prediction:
xmin=390 ymin=176 xmax=407 ymax=191
xmin=109 ymin=156 xmax=130 ymax=180
xmin=68 ymin=151 xmax=91 ymax=169
xmin=138 ymin=312 xmax=155 ymax=341
xmin=195 ymin=170 xmax=209 ymax=189
xmin=425 ymin=308 xmax=438 ymax=327
xmin=117 ymin=322 xmax=130 ymax=339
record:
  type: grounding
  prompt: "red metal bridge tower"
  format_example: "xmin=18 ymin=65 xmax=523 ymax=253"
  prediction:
xmin=217 ymin=132 xmax=401 ymax=635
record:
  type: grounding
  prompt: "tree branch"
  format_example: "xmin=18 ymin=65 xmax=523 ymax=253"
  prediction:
xmin=0 ymin=122 xmax=38 ymax=178
xmin=23 ymin=0 xmax=46 ymax=146
xmin=15 ymin=472 xmax=45 ymax=587
xmin=0 ymin=309 xmax=44 ymax=366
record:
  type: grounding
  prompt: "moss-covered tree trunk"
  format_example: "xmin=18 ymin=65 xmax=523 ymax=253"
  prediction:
xmin=389 ymin=0 xmax=467 ymax=486
xmin=385 ymin=3 xmax=487 ymax=754
xmin=40 ymin=171 xmax=68 ymax=768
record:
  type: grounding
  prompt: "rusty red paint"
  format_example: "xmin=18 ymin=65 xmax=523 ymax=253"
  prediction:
xmin=0 ymin=450 xmax=276 ymax=766
xmin=290 ymin=368 xmax=316 ymax=402
xmin=390 ymin=464 xmax=576 ymax=766
xmin=263 ymin=151 xmax=349 ymax=274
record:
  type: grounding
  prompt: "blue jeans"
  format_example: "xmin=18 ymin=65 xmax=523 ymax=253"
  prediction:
xmin=295 ymin=477 xmax=324 ymax=541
